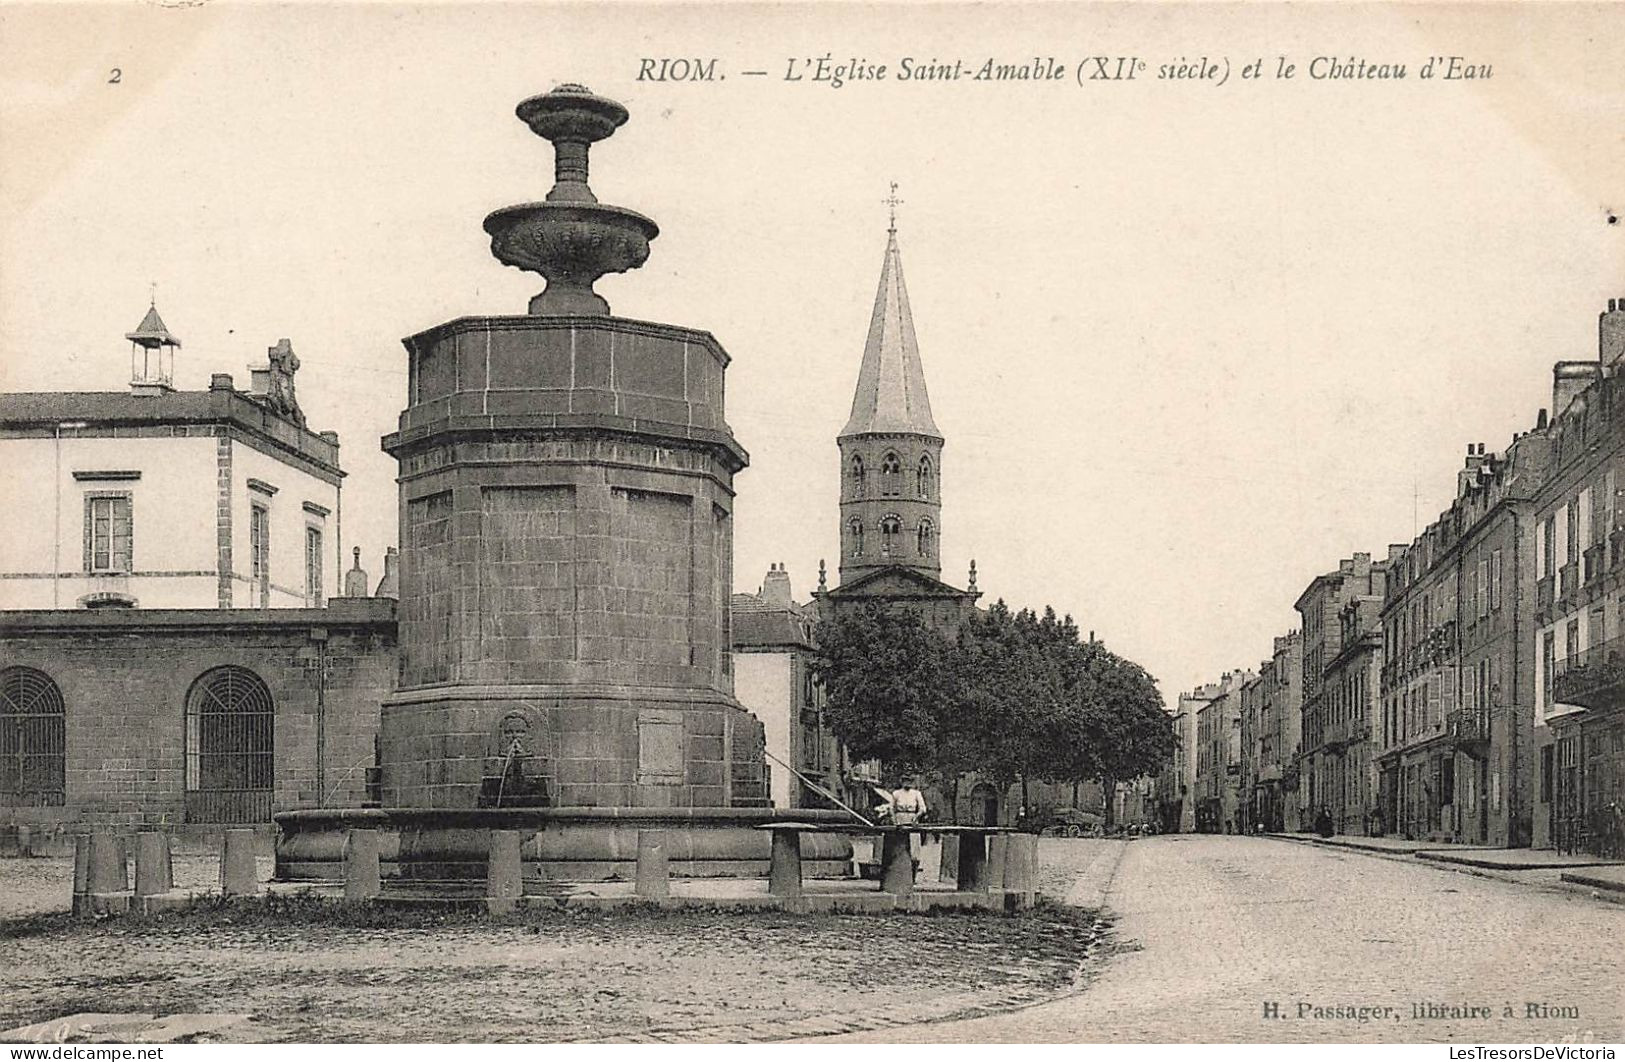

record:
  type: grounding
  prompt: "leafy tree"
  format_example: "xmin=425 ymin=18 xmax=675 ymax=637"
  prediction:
xmin=810 ymin=598 xmax=1174 ymax=826
xmin=810 ymin=603 xmax=957 ymax=782
xmin=1035 ymin=631 xmax=1173 ymax=822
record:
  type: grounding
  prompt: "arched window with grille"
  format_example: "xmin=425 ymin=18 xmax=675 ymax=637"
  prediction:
xmin=848 ymin=454 xmax=866 ymax=498
xmin=880 ymin=514 xmax=902 ymax=557
xmin=848 ymin=517 xmax=865 ymax=558
xmin=880 ymin=452 xmax=901 ymax=496
xmin=918 ymin=518 xmax=935 ymax=558
xmin=918 ymin=455 xmax=934 ymax=499
xmin=1 ymin=667 xmax=65 ymax=807
xmin=185 ymin=666 xmax=274 ymax=823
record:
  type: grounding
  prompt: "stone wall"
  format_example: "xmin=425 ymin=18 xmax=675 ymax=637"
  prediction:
xmin=0 ymin=600 xmax=396 ymax=831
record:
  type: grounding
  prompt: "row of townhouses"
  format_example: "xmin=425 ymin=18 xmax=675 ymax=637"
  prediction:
xmin=1161 ymin=299 xmax=1625 ymax=858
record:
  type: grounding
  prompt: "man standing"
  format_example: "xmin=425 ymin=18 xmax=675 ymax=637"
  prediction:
xmin=890 ymin=779 xmax=927 ymax=825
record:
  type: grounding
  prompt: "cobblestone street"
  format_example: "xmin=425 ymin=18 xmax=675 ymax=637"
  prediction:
xmin=819 ymin=835 xmax=1625 ymax=1043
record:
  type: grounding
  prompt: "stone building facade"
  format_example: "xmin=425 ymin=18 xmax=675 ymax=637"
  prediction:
xmin=0 ymin=309 xmax=344 ymax=612
xmin=1194 ymin=670 xmax=1251 ymax=833
xmin=0 ymin=599 xmax=395 ymax=834
xmin=1296 ymin=552 xmax=1390 ymax=835
xmin=1240 ymin=631 xmax=1303 ymax=833
xmin=1537 ymin=300 xmax=1625 ymax=857
xmin=1161 ymin=683 xmax=1220 ymax=832
xmin=1379 ymin=438 xmax=1543 ymax=846
xmin=731 ymin=565 xmax=860 ymax=811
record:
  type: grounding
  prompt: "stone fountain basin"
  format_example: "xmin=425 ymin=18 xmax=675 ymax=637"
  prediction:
xmin=274 ymin=806 xmax=857 ymax=883
xmin=483 ymin=201 xmax=658 ymax=278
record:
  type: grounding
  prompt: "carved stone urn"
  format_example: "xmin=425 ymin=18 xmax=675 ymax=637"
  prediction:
xmin=483 ymin=84 xmax=659 ymax=316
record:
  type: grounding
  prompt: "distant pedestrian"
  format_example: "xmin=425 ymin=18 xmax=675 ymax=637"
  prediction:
xmin=890 ymin=780 xmax=926 ymax=826
xmin=889 ymin=780 xmax=928 ymax=877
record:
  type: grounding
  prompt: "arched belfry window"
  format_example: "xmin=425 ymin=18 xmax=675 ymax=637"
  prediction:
xmin=918 ymin=455 xmax=934 ymax=499
xmin=185 ymin=666 xmax=274 ymax=823
xmin=918 ymin=518 xmax=935 ymax=558
xmin=849 ymin=455 xmax=866 ymax=498
xmin=0 ymin=667 xmax=65 ymax=807
xmin=848 ymin=517 xmax=865 ymax=558
xmin=880 ymin=453 xmax=901 ymax=496
xmin=880 ymin=514 xmax=902 ymax=557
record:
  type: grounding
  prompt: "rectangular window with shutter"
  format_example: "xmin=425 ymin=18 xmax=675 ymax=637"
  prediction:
xmin=1491 ymin=550 xmax=1503 ymax=611
xmin=250 ymin=504 xmax=270 ymax=606
xmin=1541 ymin=630 xmax=1555 ymax=713
xmin=305 ymin=525 xmax=323 ymax=607
xmin=83 ymin=493 xmax=133 ymax=573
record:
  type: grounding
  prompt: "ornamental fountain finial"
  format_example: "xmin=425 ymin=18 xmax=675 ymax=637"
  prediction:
xmin=483 ymin=84 xmax=659 ymax=316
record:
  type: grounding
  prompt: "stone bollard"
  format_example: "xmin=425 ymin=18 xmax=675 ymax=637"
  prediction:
xmin=986 ymin=834 xmax=1009 ymax=893
xmin=71 ymin=834 xmax=91 ymax=916
xmin=938 ymin=833 xmax=960 ymax=887
xmin=635 ymin=829 xmax=670 ymax=901
xmin=957 ymin=833 xmax=989 ymax=892
xmin=219 ymin=828 xmax=259 ymax=898
xmin=880 ymin=831 xmax=915 ymax=896
xmin=86 ymin=831 xmax=128 ymax=893
xmin=1003 ymin=834 xmax=1036 ymax=909
xmin=766 ymin=828 xmax=804 ymax=899
xmin=486 ymin=830 xmax=523 ymax=914
xmin=343 ymin=828 xmax=381 ymax=901
xmin=134 ymin=831 xmax=174 ymax=897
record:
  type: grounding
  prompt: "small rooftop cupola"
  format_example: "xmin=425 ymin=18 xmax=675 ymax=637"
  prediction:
xmin=125 ymin=297 xmax=179 ymax=395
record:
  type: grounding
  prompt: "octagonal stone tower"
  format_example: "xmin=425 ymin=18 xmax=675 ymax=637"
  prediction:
xmin=378 ymin=85 xmax=767 ymax=813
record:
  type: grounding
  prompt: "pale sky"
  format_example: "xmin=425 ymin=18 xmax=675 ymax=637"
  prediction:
xmin=2 ymin=3 xmax=1622 ymax=700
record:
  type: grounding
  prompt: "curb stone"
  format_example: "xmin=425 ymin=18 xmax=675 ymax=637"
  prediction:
xmin=1261 ymin=833 xmax=1622 ymax=905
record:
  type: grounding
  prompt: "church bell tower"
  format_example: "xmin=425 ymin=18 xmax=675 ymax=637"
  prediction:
xmin=837 ymin=206 xmax=945 ymax=586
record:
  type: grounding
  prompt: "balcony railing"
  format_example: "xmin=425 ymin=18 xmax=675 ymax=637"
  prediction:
xmin=1445 ymin=707 xmax=1489 ymax=748
xmin=1537 ymin=575 xmax=1555 ymax=610
xmin=1552 ymin=632 xmax=1625 ymax=712
xmin=1559 ymin=562 xmax=1579 ymax=602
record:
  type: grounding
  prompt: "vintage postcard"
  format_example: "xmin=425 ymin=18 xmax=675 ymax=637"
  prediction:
xmin=0 ymin=1 xmax=1621 ymax=1049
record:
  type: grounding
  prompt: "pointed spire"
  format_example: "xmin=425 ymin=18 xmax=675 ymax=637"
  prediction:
xmin=839 ymin=224 xmax=941 ymax=439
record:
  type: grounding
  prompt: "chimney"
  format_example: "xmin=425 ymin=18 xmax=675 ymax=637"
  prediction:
xmin=1552 ymin=361 xmax=1601 ymax=418
xmin=342 ymin=547 xmax=369 ymax=597
xmin=210 ymin=373 xmax=235 ymax=392
xmin=1458 ymin=443 xmax=1490 ymax=496
xmin=760 ymin=562 xmax=793 ymax=608
xmin=374 ymin=546 xmax=399 ymax=599
xmin=249 ymin=366 xmax=271 ymax=397
xmin=1602 ymin=297 xmax=1625 ymax=367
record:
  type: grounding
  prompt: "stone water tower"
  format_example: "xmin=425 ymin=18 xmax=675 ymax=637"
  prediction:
xmin=377 ymin=85 xmax=768 ymax=814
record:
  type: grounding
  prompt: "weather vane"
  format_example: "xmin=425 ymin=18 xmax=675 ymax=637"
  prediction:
xmin=884 ymin=181 xmax=902 ymax=232
xmin=149 ymin=281 xmax=157 ymax=307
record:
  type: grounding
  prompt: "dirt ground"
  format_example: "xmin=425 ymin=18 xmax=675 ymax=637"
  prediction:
xmin=0 ymin=886 xmax=1107 ymax=1042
